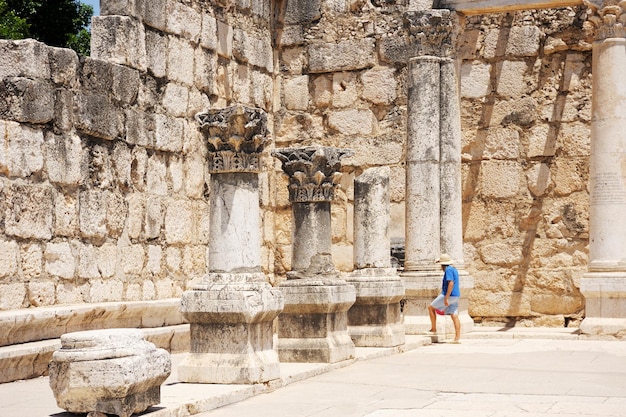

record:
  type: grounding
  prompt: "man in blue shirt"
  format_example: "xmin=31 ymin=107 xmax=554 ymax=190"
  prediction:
xmin=426 ymin=253 xmax=461 ymax=343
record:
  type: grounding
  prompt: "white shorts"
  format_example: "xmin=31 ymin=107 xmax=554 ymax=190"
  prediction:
xmin=430 ymin=294 xmax=460 ymax=315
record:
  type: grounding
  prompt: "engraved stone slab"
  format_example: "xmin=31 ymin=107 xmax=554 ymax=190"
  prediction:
xmin=49 ymin=328 xmax=171 ymax=417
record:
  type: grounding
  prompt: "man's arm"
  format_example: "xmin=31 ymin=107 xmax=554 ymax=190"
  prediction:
xmin=444 ymin=279 xmax=454 ymax=306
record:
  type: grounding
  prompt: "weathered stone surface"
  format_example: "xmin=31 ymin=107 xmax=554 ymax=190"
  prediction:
xmin=328 ymin=109 xmax=375 ymax=136
xmin=4 ymin=183 xmax=54 ymax=240
xmin=308 ymin=39 xmax=376 ymax=73
xmin=284 ymin=75 xmax=309 ymax=110
xmin=91 ymin=16 xmax=147 ymax=71
xmin=49 ymin=329 xmax=171 ymax=417
xmin=0 ymin=121 xmax=44 ymax=178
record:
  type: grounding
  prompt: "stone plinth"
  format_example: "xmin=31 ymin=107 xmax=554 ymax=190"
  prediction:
xmin=49 ymin=329 xmax=171 ymax=417
xmin=179 ymin=105 xmax=284 ymax=383
xmin=347 ymin=166 xmax=405 ymax=347
xmin=273 ymin=147 xmax=356 ymax=363
xmin=179 ymin=273 xmax=283 ymax=383
xmin=579 ymin=2 xmax=626 ymax=336
xmin=277 ymin=271 xmax=356 ymax=363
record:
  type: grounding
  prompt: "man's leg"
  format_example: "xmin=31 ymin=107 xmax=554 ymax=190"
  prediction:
xmin=427 ymin=304 xmax=436 ymax=332
xmin=451 ymin=313 xmax=461 ymax=341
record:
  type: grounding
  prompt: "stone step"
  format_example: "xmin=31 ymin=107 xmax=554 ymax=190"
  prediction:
xmin=464 ymin=326 xmax=582 ymax=340
xmin=0 ymin=324 xmax=190 ymax=384
xmin=0 ymin=299 xmax=185 ymax=347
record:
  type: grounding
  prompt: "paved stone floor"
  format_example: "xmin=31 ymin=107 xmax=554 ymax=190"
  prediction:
xmin=198 ymin=338 xmax=626 ymax=417
xmin=3 ymin=333 xmax=626 ymax=417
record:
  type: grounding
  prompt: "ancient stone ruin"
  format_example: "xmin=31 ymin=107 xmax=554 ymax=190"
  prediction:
xmin=0 ymin=0 xmax=625 ymax=395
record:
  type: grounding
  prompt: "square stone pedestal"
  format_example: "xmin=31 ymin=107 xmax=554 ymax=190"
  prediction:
xmin=346 ymin=269 xmax=405 ymax=347
xmin=277 ymin=278 xmax=356 ymax=363
xmin=179 ymin=274 xmax=283 ymax=384
xmin=580 ymin=274 xmax=626 ymax=337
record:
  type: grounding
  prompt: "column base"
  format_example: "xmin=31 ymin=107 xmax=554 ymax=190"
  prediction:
xmin=346 ymin=269 xmax=405 ymax=347
xmin=580 ymin=274 xmax=626 ymax=337
xmin=277 ymin=278 xmax=356 ymax=363
xmin=179 ymin=273 xmax=284 ymax=384
xmin=401 ymin=270 xmax=474 ymax=337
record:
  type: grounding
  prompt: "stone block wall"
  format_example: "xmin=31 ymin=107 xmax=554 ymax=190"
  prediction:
xmin=271 ymin=1 xmax=590 ymax=325
xmin=0 ymin=0 xmax=591 ymax=326
xmin=0 ymin=0 xmax=274 ymax=310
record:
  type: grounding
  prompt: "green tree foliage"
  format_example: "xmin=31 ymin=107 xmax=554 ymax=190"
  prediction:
xmin=0 ymin=0 xmax=93 ymax=55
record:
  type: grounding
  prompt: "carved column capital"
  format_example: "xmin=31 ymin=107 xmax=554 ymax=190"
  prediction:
xmin=584 ymin=0 xmax=626 ymax=40
xmin=272 ymin=146 xmax=353 ymax=203
xmin=196 ymin=105 xmax=270 ymax=173
xmin=404 ymin=9 xmax=462 ymax=58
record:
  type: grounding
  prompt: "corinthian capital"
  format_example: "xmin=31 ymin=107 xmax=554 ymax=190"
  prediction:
xmin=584 ymin=0 xmax=626 ymax=40
xmin=196 ymin=105 xmax=270 ymax=173
xmin=404 ymin=9 xmax=461 ymax=58
xmin=272 ymin=146 xmax=353 ymax=203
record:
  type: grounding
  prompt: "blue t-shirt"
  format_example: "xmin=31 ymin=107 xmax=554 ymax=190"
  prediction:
xmin=441 ymin=265 xmax=460 ymax=297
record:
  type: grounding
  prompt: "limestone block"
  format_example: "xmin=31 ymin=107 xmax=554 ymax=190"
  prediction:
xmin=53 ymin=88 xmax=74 ymax=132
xmin=312 ymin=75 xmax=332 ymax=107
xmin=77 ymin=242 xmax=100 ymax=279
xmin=328 ymin=109 xmax=375 ymax=136
xmin=332 ymin=72 xmax=358 ymax=108
xmin=201 ymin=14 xmax=218 ymax=50
xmin=165 ymin=199 xmax=195 ymax=244
xmin=457 ymin=29 xmax=480 ymax=60
xmin=44 ymin=132 xmax=87 ymax=187
xmin=91 ymin=16 xmax=147 ymax=71
xmin=75 ymin=92 xmax=123 ymax=140
xmin=166 ymin=247 xmax=182 ymax=274
xmin=146 ymin=30 xmax=167 ymax=78
xmin=0 ymin=121 xmax=43 ymax=177
xmin=361 ymin=66 xmax=397 ymax=105
xmin=217 ymin=21 xmax=233 ymax=59
xmin=167 ymin=36 xmax=194 ymax=86
xmin=126 ymin=193 xmax=144 ymax=240
xmin=79 ymin=190 xmax=107 ymax=242
xmin=106 ymin=191 xmax=127 ymax=239
xmin=552 ymin=158 xmax=587 ymax=196
xmin=147 ymin=245 xmax=162 ymax=274
xmin=184 ymin=153 xmax=206 ymax=199
xmin=163 ymin=83 xmax=189 ymax=117
xmin=460 ymin=61 xmax=491 ymax=98
xmin=56 ymin=282 xmax=87 ymax=304
xmin=469 ymin=290 xmax=531 ymax=317
xmin=339 ymin=135 xmax=403 ymax=167
xmin=101 ymin=0 xmax=139 ymax=16
xmin=480 ymin=160 xmax=522 ymax=199
xmin=495 ymin=60 xmax=534 ymax=98
xmin=526 ymin=162 xmax=551 ymax=197
xmin=284 ymin=75 xmax=309 ymax=110
xmin=308 ymin=38 xmax=376 ymax=73
xmin=145 ymin=196 xmax=164 ymax=240
xmin=4 ymin=182 xmax=54 ymax=240
xmin=44 ymin=242 xmax=75 ymax=279
xmin=49 ymin=329 xmax=171 ymax=417
xmin=145 ymin=154 xmax=167 ymax=197
xmin=119 ymin=243 xmax=145 ymax=275
xmin=140 ymin=0 xmax=167 ymax=30
xmin=479 ymin=242 xmax=523 ymax=266
xmin=28 ymin=280 xmax=55 ymax=307
xmin=557 ymin=122 xmax=590 ymax=157
xmin=284 ymin=0 xmax=321 ymax=24
xmin=20 ymin=243 xmax=42 ymax=279
xmin=527 ymin=124 xmax=555 ymax=158
xmin=0 ymin=77 xmax=55 ymax=124
xmin=233 ymin=29 xmax=273 ymax=72
xmin=472 ymin=128 xmax=520 ymax=160
xmin=126 ymin=109 xmax=154 ymax=149
xmin=54 ymin=193 xmax=78 ymax=237
xmin=0 ymin=240 xmax=18 ymax=278
xmin=281 ymin=47 xmax=305 ymax=75
xmin=0 ymin=39 xmax=50 ymax=79
xmin=506 ymin=26 xmax=542 ymax=57
xmin=166 ymin=1 xmax=201 ymax=42
xmin=0 ymin=283 xmax=26 ymax=310
xmin=277 ymin=25 xmax=305 ymax=47
xmin=90 ymin=279 xmax=124 ymax=303
xmin=154 ymin=114 xmax=184 ymax=153
xmin=194 ymin=47 xmax=217 ymax=95
xmin=232 ymin=64 xmax=251 ymax=104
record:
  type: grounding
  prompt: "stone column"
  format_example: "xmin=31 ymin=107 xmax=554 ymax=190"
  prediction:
xmin=346 ymin=166 xmax=405 ymax=347
xmin=401 ymin=10 xmax=473 ymax=337
xmin=272 ymin=146 xmax=356 ymax=363
xmin=178 ymin=105 xmax=284 ymax=384
xmin=580 ymin=1 xmax=626 ymax=336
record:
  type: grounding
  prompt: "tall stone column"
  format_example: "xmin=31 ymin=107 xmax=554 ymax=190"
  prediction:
xmin=401 ymin=10 xmax=473 ymax=336
xmin=346 ymin=166 xmax=405 ymax=347
xmin=580 ymin=1 xmax=626 ymax=336
xmin=178 ymin=105 xmax=284 ymax=384
xmin=272 ymin=146 xmax=356 ymax=363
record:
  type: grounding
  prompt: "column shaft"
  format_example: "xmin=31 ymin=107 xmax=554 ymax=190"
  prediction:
xmin=405 ymin=56 xmax=441 ymax=272
xmin=292 ymin=202 xmax=332 ymax=271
